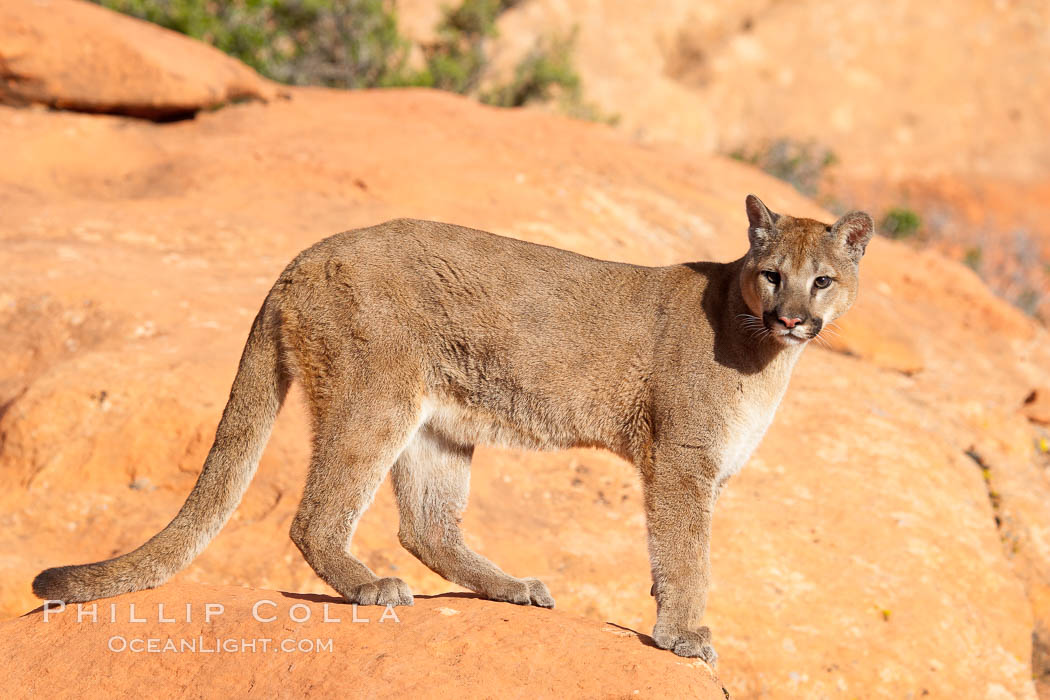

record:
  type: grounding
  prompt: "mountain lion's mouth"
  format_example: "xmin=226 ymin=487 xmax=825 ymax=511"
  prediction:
xmin=771 ymin=328 xmax=810 ymax=344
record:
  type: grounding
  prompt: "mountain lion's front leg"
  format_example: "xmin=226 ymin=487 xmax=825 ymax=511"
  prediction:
xmin=642 ymin=444 xmax=718 ymax=664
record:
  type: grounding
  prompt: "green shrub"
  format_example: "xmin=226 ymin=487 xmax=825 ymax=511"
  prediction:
xmin=482 ymin=33 xmax=578 ymax=107
xmin=479 ymin=31 xmax=615 ymax=123
xmin=880 ymin=207 xmax=922 ymax=239
xmin=728 ymin=139 xmax=836 ymax=197
xmin=92 ymin=0 xmax=413 ymax=88
xmin=963 ymin=246 xmax=983 ymax=271
xmin=412 ymin=0 xmax=509 ymax=93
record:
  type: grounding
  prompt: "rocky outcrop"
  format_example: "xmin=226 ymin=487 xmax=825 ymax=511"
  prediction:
xmin=0 ymin=0 xmax=279 ymax=119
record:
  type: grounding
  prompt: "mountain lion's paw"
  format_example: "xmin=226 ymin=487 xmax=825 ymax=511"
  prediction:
xmin=653 ymin=624 xmax=718 ymax=665
xmin=345 ymin=577 xmax=414 ymax=606
xmin=486 ymin=576 xmax=555 ymax=608
xmin=523 ymin=577 xmax=555 ymax=608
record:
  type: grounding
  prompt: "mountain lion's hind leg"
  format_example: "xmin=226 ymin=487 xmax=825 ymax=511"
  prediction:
xmin=392 ymin=427 xmax=554 ymax=608
xmin=290 ymin=394 xmax=422 ymax=607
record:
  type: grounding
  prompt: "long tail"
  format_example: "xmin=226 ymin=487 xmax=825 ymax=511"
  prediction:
xmin=32 ymin=299 xmax=289 ymax=603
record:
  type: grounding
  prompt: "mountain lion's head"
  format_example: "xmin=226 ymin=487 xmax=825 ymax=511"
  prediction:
xmin=739 ymin=194 xmax=874 ymax=346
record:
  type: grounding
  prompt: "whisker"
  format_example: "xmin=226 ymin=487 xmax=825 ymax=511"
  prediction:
xmin=737 ymin=311 xmax=771 ymax=345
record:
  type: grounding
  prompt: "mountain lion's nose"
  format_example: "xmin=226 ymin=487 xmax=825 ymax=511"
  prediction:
xmin=778 ymin=316 xmax=803 ymax=329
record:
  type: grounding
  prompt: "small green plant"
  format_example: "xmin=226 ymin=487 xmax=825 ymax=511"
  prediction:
xmin=728 ymin=139 xmax=837 ymax=197
xmin=880 ymin=207 xmax=922 ymax=239
xmin=992 ymin=230 xmax=1049 ymax=321
xmin=414 ymin=0 xmax=514 ymax=93
xmin=482 ymin=33 xmax=578 ymax=107
xmin=480 ymin=29 xmax=616 ymax=124
xmin=963 ymin=246 xmax=983 ymax=271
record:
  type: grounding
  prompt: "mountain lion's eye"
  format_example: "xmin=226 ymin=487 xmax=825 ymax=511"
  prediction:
xmin=762 ymin=271 xmax=780 ymax=285
xmin=814 ymin=276 xmax=832 ymax=289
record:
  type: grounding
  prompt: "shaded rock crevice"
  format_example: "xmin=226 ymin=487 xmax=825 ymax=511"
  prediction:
xmin=966 ymin=445 xmax=1050 ymax=699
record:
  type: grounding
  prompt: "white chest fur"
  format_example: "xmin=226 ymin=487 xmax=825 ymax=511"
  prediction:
xmin=716 ymin=348 xmax=801 ymax=481
xmin=718 ymin=397 xmax=783 ymax=482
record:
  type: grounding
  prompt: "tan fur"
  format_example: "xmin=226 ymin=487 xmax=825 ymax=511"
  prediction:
xmin=33 ymin=195 xmax=873 ymax=663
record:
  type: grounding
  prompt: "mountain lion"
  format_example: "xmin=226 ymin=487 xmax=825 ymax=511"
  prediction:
xmin=33 ymin=194 xmax=874 ymax=664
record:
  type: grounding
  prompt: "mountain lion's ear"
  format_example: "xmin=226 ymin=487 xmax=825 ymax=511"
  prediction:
xmin=745 ymin=194 xmax=780 ymax=248
xmin=831 ymin=211 xmax=875 ymax=261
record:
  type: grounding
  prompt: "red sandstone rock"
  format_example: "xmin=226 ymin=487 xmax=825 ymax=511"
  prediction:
xmin=3 ymin=584 xmax=725 ymax=698
xmin=0 ymin=0 xmax=278 ymax=118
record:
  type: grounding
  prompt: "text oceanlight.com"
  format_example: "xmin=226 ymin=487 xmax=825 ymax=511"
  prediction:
xmin=107 ymin=636 xmax=334 ymax=654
